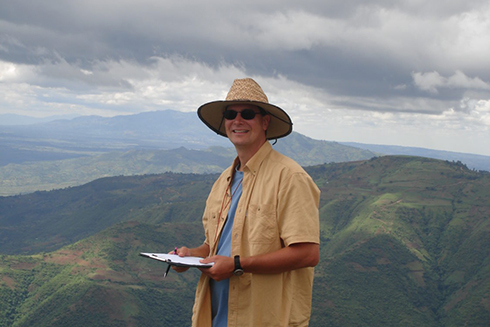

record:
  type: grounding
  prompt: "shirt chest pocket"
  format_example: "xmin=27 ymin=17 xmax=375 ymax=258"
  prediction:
xmin=245 ymin=203 xmax=278 ymax=244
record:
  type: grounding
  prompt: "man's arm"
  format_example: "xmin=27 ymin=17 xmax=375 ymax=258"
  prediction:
xmin=242 ymin=242 xmax=319 ymax=273
xmin=199 ymin=242 xmax=319 ymax=281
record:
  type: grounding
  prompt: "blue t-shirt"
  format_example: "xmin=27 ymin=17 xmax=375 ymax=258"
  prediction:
xmin=210 ymin=170 xmax=243 ymax=327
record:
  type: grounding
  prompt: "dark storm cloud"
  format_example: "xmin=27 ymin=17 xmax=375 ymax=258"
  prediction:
xmin=1 ymin=0 xmax=489 ymax=155
xmin=2 ymin=0 xmax=489 ymax=106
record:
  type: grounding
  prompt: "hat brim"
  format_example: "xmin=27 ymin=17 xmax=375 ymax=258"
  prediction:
xmin=198 ymin=100 xmax=293 ymax=140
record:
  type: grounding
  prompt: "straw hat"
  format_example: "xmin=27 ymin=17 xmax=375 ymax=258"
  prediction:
xmin=197 ymin=78 xmax=293 ymax=140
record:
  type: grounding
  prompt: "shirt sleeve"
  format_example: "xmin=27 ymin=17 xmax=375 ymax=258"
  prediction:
xmin=277 ymin=171 xmax=320 ymax=247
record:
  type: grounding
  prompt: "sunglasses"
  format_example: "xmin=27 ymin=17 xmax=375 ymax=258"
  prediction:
xmin=223 ymin=109 xmax=263 ymax=120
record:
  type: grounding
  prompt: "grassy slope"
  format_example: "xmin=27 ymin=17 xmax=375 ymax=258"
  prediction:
xmin=0 ymin=172 xmax=217 ymax=254
xmin=1 ymin=222 xmax=204 ymax=327
xmin=308 ymin=156 xmax=490 ymax=326
xmin=1 ymin=156 xmax=489 ymax=326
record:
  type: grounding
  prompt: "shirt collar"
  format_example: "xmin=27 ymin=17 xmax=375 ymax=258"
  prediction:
xmin=226 ymin=141 xmax=272 ymax=181
xmin=241 ymin=141 xmax=272 ymax=175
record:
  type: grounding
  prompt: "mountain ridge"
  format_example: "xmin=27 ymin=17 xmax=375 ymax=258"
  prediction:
xmin=1 ymin=155 xmax=489 ymax=326
xmin=2 ymin=109 xmax=488 ymax=197
xmin=0 ymin=132 xmax=377 ymax=196
xmin=341 ymin=141 xmax=490 ymax=172
xmin=2 ymin=110 xmax=488 ymax=168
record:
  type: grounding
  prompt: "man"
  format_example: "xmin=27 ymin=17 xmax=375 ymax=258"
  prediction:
xmin=174 ymin=78 xmax=320 ymax=327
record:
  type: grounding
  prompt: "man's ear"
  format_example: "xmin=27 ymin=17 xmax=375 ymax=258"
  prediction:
xmin=262 ymin=114 xmax=271 ymax=132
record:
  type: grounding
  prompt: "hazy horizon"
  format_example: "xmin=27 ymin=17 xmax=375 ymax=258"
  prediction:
xmin=2 ymin=110 xmax=489 ymax=159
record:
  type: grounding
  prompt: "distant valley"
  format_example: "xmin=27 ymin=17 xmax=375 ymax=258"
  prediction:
xmin=1 ymin=110 xmax=489 ymax=196
xmin=0 ymin=110 xmax=376 ymax=195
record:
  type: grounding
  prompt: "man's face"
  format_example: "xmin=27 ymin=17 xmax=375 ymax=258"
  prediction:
xmin=224 ymin=104 xmax=270 ymax=150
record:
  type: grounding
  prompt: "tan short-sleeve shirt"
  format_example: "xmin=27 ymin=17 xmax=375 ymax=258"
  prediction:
xmin=192 ymin=141 xmax=320 ymax=327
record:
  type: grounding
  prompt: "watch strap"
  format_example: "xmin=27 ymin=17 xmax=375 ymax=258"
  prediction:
xmin=233 ymin=255 xmax=244 ymax=276
xmin=234 ymin=255 xmax=242 ymax=270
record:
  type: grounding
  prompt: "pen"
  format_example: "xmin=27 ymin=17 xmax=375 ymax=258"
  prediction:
xmin=164 ymin=247 xmax=178 ymax=278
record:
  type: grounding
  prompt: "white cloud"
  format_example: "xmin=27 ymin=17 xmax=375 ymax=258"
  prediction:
xmin=448 ymin=71 xmax=490 ymax=89
xmin=0 ymin=56 xmax=248 ymax=116
xmin=0 ymin=62 xmax=17 ymax=81
xmin=460 ymin=98 xmax=490 ymax=126
xmin=412 ymin=71 xmax=490 ymax=94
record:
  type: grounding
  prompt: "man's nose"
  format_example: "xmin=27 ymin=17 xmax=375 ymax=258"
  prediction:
xmin=234 ymin=112 xmax=245 ymax=122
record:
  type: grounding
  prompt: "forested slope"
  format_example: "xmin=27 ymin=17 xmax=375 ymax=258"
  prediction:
xmin=1 ymin=156 xmax=489 ymax=326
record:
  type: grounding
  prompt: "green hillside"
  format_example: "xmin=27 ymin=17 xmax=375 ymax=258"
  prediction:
xmin=1 ymin=156 xmax=489 ymax=326
xmin=308 ymin=156 xmax=490 ymax=326
xmin=0 ymin=222 xmax=204 ymax=326
xmin=0 ymin=172 xmax=217 ymax=254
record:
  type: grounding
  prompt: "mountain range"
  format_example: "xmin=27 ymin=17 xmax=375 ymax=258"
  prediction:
xmin=0 ymin=110 xmax=377 ymax=195
xmin=1 ymin=156 xmax=489 ymax=326
xmin=1 ymin=110 xmax=490 ymax=325
xmin=1 ymin=110 xmax=489 ymax=196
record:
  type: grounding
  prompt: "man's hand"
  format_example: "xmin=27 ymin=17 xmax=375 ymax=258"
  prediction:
xmin=199 ymin=255 xmax=234 ymax=281
xmin=171 ymin=244 xmax=211 ymax=273
xmin=170 ymin=246 xmax=191 ymax=273
xmin=175 ymin=246 xmax=192 ymax=257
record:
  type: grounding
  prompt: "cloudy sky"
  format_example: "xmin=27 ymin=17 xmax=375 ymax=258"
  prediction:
xmin=1 ymin=0 xmax=489 ymax=156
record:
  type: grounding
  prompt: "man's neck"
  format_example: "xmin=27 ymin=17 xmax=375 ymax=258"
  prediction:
xmin=235 ymin=141 xmax=266 ymax=171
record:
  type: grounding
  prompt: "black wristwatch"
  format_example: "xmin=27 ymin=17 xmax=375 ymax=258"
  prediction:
xmin=233 ymin=255 xmax=244 ymax=276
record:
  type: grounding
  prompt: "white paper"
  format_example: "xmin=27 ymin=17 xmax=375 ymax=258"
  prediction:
xmin=140 ymin=252 xmax=214 ymax=267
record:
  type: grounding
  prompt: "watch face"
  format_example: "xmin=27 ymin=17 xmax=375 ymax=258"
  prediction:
xmin=234 ymin=269 xmax=244 ymax=276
